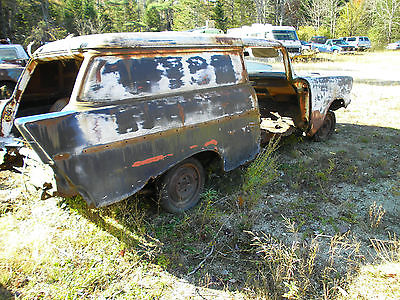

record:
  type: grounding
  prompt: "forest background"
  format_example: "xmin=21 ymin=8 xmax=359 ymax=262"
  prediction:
xmin=0 ymin=0 xmax=399 ymax=51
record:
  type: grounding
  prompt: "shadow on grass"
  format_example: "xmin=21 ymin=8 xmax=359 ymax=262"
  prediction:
xmin=61 ymin=123 xmax=400 ymax=296
xmin=0 ymin=284 xmax=14 ymax=300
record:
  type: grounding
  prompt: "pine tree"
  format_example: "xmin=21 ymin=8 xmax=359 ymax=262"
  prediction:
xmin=212 ymin=0 xmax=227 ymax=32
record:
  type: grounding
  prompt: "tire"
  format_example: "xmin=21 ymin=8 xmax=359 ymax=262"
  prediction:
xmin=313 ymin=110 xmax=336 ymax=141
xmin=159 ymin=158 xmax=205 ymax=213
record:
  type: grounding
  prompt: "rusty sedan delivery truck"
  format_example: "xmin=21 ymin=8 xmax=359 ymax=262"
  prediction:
xmin=0 ymin=33 xmax=352 ymax=212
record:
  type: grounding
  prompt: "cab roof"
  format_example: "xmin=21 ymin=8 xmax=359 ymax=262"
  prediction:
xmin=33 ymin=32 xmax=283 ymax=59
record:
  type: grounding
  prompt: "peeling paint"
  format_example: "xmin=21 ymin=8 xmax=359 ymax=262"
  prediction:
xmin=204 ymin=139 xmax=218 ymax=147
xmin=304 ymin=75 xmax=352 ymax=114
xmin=81 ymin=52 xmax=244 ymax=102
xmin=132 ymin=153 xmax=173 ymax=167
xmin=300 ymin=75 xmax=352 ymax=134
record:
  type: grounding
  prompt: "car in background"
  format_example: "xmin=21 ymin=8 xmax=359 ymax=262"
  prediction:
xmin=386 ymin=40 xmax=400 ymax=50
xmin=310 ymin=36 xmax=328 ymax=44
xmin=300 ymin=40 xmax=312 ymax=51
xmin=187 ymin=27 xmax=224 ymax=34
xmin=341 ymin=36 xmax=371 ymax=51
xmin=0 ymin=43 xmax=29 ymax=99
xmin=311 ymin=39 xmax=354 ymax=53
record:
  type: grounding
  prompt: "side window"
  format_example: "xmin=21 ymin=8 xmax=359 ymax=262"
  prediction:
xmin=80 ymin=52 xmax=242 ymax=102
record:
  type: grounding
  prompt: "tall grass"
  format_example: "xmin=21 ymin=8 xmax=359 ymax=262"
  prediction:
xmin=241 ymin=137 xmax=280 ymax=208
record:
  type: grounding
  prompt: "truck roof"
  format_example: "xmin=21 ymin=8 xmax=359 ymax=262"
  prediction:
xmin=32 ymin=32 xmax=283 ymax=60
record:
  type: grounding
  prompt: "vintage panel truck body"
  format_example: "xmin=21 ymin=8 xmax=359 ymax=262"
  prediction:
xmin=0 ymin=33 xmax=352 ymax=212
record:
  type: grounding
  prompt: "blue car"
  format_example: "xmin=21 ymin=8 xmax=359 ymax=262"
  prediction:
xmin=311 ymin=39 xmax=354 ymax=53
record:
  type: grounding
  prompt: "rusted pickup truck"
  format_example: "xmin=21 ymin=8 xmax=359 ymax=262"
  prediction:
xmin=0 ymin=33 xmax=352 ymax=212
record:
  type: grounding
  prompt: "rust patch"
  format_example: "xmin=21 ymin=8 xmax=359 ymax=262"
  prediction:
xmin=53 ymin=153 xmax=71 ymax=161
xmin=214 ymin=37 xmax=239 ymax=45
xmin=308 ymin=110 xmax=324 ymax=136
xmin=177 ymin=103 xmax=185 ymax=125
xmin=2 ymin=103 xmax=15 ymax=122
xmin=204 ymin=139 xmax=218 ymax=147
xmin=26 ymin=60 xmax=37 ymax=74
xmin=132 ymin=153 xmax=173 ymax=167
xmin=15 ymin=89 xmax=22 ymax=100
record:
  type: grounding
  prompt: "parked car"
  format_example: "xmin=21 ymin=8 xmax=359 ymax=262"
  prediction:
xmin=0 ymin=44 xmax=29 ymax=99
xmin=300 ymin=40 xmax=312 ymax=51
xmin=341 ymin=36 xmax=371 ymax=51
xmin=0 ymin=32 xmax=352 ymax=212
xmin=386 ymin=40 xmax=400 ymax=50
xmin=187 ymin=27 xmax=224 ymax=34
xmin=311 ymin=39 xmax=354 ymax=53
xmin=310 ymin=36 xmax=328 ymax=44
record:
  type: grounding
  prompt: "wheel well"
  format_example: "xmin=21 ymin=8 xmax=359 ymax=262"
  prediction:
xmin=192 ymin=151 xmax=224 ymax=173
xmin=141 ymin=151 xmax=224 ymax=194
xmin=329 ymin=99 xmax=345 ymax=111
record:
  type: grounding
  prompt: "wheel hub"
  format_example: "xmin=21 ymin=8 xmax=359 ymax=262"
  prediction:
xmin=175 ymin=172 xmax=197 ymax=200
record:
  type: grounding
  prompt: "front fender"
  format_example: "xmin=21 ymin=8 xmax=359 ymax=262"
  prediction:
xmin=300 ymin=75 xmax=352 ymax=136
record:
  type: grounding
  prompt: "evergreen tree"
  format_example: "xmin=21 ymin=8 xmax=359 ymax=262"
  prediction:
xmin=173 ymin=0 xmax=208 ymax=31
xmin=212 ymin=0 xmax=228 ymax=32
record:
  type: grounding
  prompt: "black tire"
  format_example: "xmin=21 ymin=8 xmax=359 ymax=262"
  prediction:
xmin=159 ymin=158 xmax=205 ymax=213
xmin=313 ymin=110 xmax=336 ymax=141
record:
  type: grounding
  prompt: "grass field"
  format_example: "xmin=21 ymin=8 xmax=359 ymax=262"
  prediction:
xmin=0 ymin=51 xmax=399 ymax=299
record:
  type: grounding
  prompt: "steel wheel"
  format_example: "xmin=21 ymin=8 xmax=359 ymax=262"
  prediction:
xmin=160 ymin=158 xmax=204 ymax=213
xmin=314 ymin=110 xmax=336 ymax=141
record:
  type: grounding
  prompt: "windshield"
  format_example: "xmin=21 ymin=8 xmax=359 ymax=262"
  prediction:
xmin=332 ymin=40 xmax=347 ymax=45
xmin=245 ymin=61 xmax=273 ymax=73
xmin=0 ymin=48 xmax=19 ymax=61
xmin=272 ymin=30 xmax=298 ymax=41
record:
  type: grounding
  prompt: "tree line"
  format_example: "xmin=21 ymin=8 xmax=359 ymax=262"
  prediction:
xmin=0 ymin=0 xmax=399 ymax=49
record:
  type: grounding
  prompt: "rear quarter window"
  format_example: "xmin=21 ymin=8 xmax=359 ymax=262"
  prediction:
xmin=80 ymin=51 xmax=244 ymax=102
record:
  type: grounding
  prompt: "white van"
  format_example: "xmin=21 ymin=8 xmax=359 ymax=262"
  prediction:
xmin=341 ymin=36 xmax=371 ymax=51
xmin=227 ymin=24 xmax=301 ymax=55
